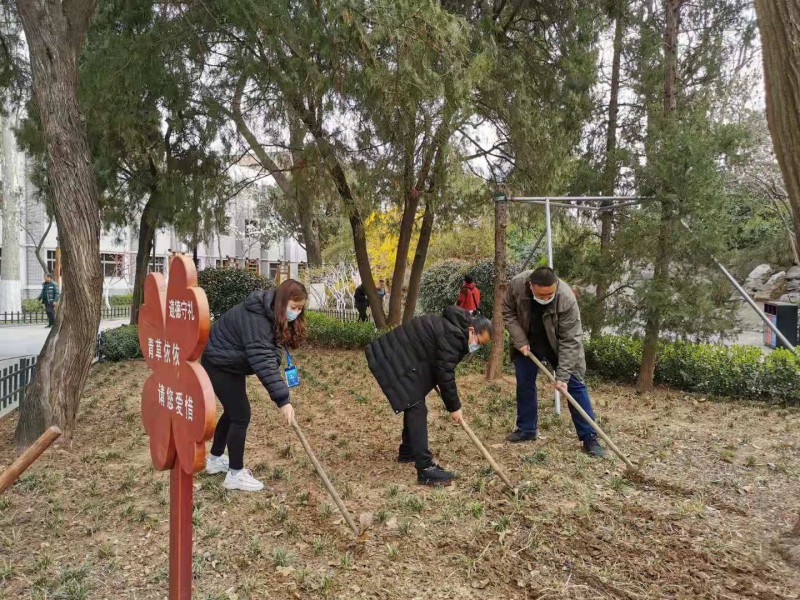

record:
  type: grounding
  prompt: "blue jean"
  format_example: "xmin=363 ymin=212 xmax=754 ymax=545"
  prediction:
xmin=513 ymin=353 xmax=597 ymax=441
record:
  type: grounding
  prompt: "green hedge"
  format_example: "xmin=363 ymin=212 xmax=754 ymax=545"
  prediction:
xmin=108 ymin=293 xmax=133 ymax=306
xmin=198 ymin=267 xmax=275 ymax=320
xmin=305 ymin=311 xmax=382 ymax=349
xmin=418 ymin=258 xmax=519 ymax=317
xmin=586 ymin=335 xmax=800 ymax=404
xmin=99 ymin=325 xmax=143 ymax=361
xmin=22 ymin=299 xmax=44 ymax=313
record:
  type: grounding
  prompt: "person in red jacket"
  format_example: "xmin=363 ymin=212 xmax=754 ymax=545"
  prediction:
xmin=456 ymin=275 xmax=481 ymax=315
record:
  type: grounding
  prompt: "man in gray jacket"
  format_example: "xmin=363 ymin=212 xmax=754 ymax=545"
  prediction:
xmin=502 ymin=266 xmax=605 ymax=457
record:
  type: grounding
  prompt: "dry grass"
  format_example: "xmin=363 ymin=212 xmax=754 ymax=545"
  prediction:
xmin=0 ymin=349 xmax=799 ymax=599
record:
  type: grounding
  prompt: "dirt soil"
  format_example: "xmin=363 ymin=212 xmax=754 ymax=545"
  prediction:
xmin=1 ymin=349 xmax=799 ymax=600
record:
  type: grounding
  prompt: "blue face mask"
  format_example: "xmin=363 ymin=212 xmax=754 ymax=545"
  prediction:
xmin=469 ymin=342 xmax=480 ymax=353
xmin=286 ymin=308 xmax=301 ymax=322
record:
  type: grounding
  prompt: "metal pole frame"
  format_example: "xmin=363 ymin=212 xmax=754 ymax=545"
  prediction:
xmin=494 ymin=193 xmax=651 ymax=413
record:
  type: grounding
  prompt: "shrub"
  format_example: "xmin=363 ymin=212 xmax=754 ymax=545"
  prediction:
xmin=99 ymin=325 xmax=143 ymax=361
xmin=22 ymin=299 xmax=44 ymax=313
xmin=198 ymin=267 xmax=275 ymax=320
xmin=586 ymin=334 xmax=800 ymax=404
xmin=305 ymin=311 xmax=382 ymax=349
xmin=108 ymin=294 xmax=133 ymax=306
xmin=418 ymin=258 xmax=519 ymax=317
xmin=584 ymin=335 xmax=642 ymax=382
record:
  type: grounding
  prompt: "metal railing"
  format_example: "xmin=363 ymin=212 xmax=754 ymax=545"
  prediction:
xmin=0 ymin=356 xmax=38 ymax=421
xmin=308 ymin=307 xmax=372 ymax=323
xmin=0 ymin=305 xmax=131 ymax=325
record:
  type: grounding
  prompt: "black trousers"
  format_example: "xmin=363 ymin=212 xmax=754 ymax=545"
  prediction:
xmin=356 ymin=304 xmax=368 ymax=322
xmin=202 ymin=356 xmax=251 ymax=471
xmin=45 ymin=303 xmax=55 ymax=327
xmin=398 ymin=400 xmax=433 ymax=470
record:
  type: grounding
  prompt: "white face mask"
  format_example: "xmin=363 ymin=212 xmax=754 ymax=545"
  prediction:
xmin=533 ymin=295 xmax=554 ymax=306
xmin=286 ymin=308 xmax=301 ymax=322
xmin=468 ymin=342 xmax=480 ymax=353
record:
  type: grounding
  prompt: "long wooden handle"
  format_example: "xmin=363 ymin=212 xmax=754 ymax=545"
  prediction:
xmin=460 ymin=420 xmax=515 ymax=491
xmin=291 ymin=419 xmax=360 ymax=536
xmin=0 ymin=426 xmax=62 ymax=495
xmin=523 ymin=352 xmax=637 ymax=472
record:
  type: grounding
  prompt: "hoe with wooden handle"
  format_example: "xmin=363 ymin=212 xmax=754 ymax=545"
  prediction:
xmin=291 ymin=418 xmax=372 ymax=540
xmin=523 ymin=351 xmax=638 ymax=472
xmin=0 ymin=426 xmax=62 ymax=495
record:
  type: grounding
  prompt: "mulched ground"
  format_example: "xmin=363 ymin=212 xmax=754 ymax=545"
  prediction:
xmin=1 ymin=348 xmax=798 ymax=600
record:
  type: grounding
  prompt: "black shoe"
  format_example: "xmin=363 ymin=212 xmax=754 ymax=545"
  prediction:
xmin=506 ymin=430 xmax=537 ymax=443
xmin=397 ymin=453 xmax=415 ymax=464
xmin=417 ymin=463 xmax=455 ymax=486
xmin=583 ymin=436 xmax=606 ymax=458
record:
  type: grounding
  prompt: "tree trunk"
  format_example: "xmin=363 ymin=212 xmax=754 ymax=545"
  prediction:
xmin=595 ymin=5 xmax=624 ymax=332
xmin=755 ymin=0 xmax=800 ymax=244
xmin=15 ymin=0 xmax=102 ymax=449
xmin=403 ymin=194 xmax=435 ymax=323
xmin=0 ymin=106 xmax=22 ymax=313
xmin=289 ymin=98 xmax=386 ymax=327
xmin=638 ymin=0 xmax=683 ymax=392
xmin=387 ymin=130 xmax=420 ymax=326
xmin=232 ymin=80 xmax=323 ymax=267
xmin=289 ymin=121 xmax=323 ymax=267
xmin=130 ymin=193 xmax=159 ymax=325
xmin=487 ymin=193 xmax=509 ymax=380
xmin=754 ymin=0 xmax=800 ymax=565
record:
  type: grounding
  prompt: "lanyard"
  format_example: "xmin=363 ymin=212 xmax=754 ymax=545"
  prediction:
xmin=285 ymin=348 xmax=293 ymax=368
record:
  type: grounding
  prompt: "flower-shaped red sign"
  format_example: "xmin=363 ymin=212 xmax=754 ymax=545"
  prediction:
xmin=138 ymin=256 xmax=216 ymax=475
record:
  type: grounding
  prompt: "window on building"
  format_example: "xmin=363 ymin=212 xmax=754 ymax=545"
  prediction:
xmin=268 ymin=262 xmax=279 ymax=281
xmin=101 ymin=253 xmax=124 ymax=278
xmin=244 ymin=219 xmax=259 ymax=236
xmin=46 ymin=250 xmax=56 ymax=275
xmin=148 ymin=256 xmax=165 ymax=273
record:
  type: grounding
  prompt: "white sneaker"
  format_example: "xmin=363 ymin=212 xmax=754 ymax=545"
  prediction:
xmin=205 ymin=454 xmax=230 ymax=475
xmin=223 ymin=468 xmax=264 ymax=492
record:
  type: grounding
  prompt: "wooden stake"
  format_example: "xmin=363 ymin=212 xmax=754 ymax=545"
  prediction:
xmin=523 ymin=351 xmax=638 ymax=472
xmin=291 ymin=419 xmax=360 ymax=536
xmin=460 ymin=419 xmax=515 ymax=491
xmin=0 ymin=426 xmax=61 ymax=494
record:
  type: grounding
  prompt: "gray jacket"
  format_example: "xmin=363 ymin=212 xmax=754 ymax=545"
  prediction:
xmin=502 ymin=271 xmax=586 ymax=383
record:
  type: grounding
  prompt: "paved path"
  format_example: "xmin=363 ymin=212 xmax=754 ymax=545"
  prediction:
xmin=0 ymin=319 xmax=128 ymax=361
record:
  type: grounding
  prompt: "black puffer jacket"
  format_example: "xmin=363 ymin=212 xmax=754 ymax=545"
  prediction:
xmin=365 ymin=306 xmax=470 ymax=414
xmin=203 ymin=289 xmax=290 ymax=407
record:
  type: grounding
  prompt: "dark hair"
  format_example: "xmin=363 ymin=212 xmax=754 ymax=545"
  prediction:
xmin=463 ymin=274 xmax=474 ymax=284
xmin=469 ymin=314 xmax=492 ymax=336
xmin=45 ymin=273 xmax=52 ymax=279
xmin=273 ymin=279 xmax=308 ymax=348
xmin=528 ymin=267 xmax=557 ymax=287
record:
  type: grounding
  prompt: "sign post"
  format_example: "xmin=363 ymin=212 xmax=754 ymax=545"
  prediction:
xmin=138 ymin=255 xmax=216 ymax=600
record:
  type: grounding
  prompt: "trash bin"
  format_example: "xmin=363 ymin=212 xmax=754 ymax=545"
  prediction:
xmin=763 ymin=301 xmax=798 ymax=350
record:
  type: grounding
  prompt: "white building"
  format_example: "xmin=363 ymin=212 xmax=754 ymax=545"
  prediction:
xmin=0 ymin=158 xmax=307 ymax=301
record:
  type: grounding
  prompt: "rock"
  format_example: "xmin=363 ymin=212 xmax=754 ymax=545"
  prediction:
xmin=779 ymin=293 xmax=800 ymax=304
xmin=765 ymin=271 xmax=786 ymax=290
xmin=753 ymin=290 xmax=772 ymax=302
xmin=785 ymin=266 xmax=800 ymax=292
xmin=744 ymin=264 xmax=774 ymax=293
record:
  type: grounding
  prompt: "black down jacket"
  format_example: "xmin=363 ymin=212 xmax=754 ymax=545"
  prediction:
xmin=203 ymin=289 xmax=290 ymax=407
xmin=365 ymin=306 xmax=470 ymax=414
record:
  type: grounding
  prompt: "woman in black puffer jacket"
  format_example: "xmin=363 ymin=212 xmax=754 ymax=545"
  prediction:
xmin=201 ymin=279 xmax=307 ymax=492
xmin=366 ymin=306 xmax=492 ymax=486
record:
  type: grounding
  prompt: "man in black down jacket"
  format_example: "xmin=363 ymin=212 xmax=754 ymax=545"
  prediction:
xmin=366 ymin=306 xmax=492 ymax=486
